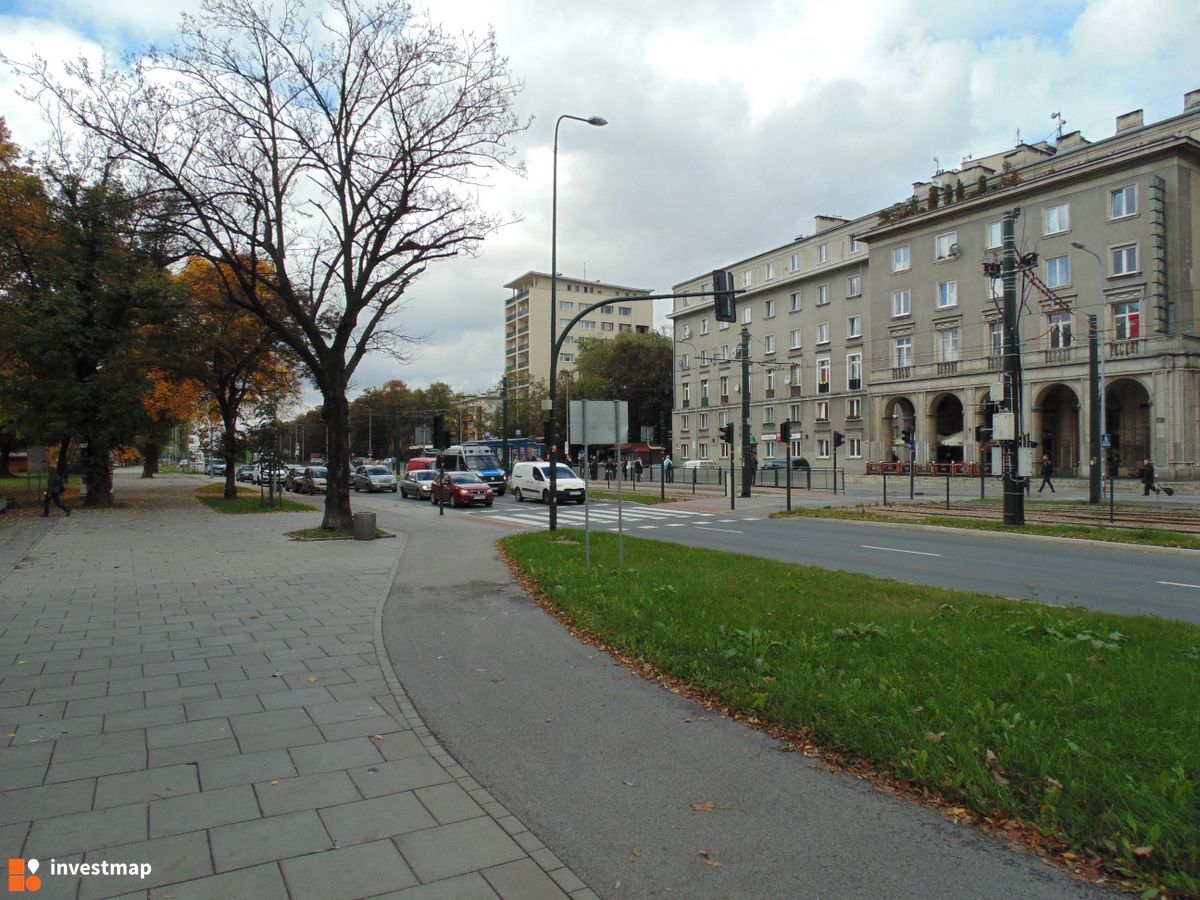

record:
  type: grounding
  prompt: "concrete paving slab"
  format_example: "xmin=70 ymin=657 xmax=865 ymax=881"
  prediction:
xmin=280 ymin=837 xmax=418 ymax=899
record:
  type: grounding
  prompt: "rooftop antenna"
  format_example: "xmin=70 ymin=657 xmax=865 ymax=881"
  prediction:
xmin=933 ymin=156 xmax=940 ymax=173
xmin=1015 ymin=128 xmax=1022 ymax=147
xmin=1051 ymin=111 xmax=1067 ymax=142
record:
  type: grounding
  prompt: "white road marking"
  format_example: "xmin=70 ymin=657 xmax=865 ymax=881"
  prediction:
xmin=1156 ymin=580 xmax=1200 ymax=589
xmin=860 ymin=544 xmax=943 ymax=557
xmin=695 ymin=525 xmax=744 ymax=534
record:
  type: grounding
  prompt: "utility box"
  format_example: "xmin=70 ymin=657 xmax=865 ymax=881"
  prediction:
xmin=992 ymin=412 xmax=1016 ymax=441
xmin=991 ymin=446 xmax=1003 ymax=475
xmin=1016 ymin=447 xmax=1034 ymax=477
xmin=353 ymin=512 xmax=376 ymax=541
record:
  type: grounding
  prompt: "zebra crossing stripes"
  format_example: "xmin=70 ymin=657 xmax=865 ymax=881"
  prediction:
xmin=470 ymin=502 xmax=718 ymax=530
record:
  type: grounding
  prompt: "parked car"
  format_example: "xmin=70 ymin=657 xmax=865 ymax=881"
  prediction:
xmin=404 ymin=457 xmax=438 ymax=473
xmin=255 ymin=462 xmax=287 ymax=486
xmin=354 ymin=465 xmax=398 ymax=493
xmin=681 ymin=459 xmax=718 ymax=469
xmin=509 ymin=461 xmax=586 ymax=504
xmin=763 ymin=457 xmax=811 ymax=471
xmin=400 ymin=469 xmax=438 ymax=500
xmin=236 ymin=464 xmax=257 ymax=483
xmin=296 ymin=466 xmax=328 ymax=494
xmin=205 ymin=459 xmax=227 ymax=476
xmin=430 ymin=471 xmax=495 ymax=507
xmin=284 ymin=465 xmax=307 ymax=491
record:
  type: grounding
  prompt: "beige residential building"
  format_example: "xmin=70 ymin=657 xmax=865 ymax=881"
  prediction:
xmin=503 ymin=271 xmax=653 ymax=392
xmin=671 ymin=89 xmax=1200 ymax=479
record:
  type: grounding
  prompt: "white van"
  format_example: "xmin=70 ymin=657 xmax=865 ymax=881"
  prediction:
xmin=510 ymin=461 xmax=586 ymax=504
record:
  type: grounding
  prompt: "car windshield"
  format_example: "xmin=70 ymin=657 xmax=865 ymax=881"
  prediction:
xmin=450 ymin=473 xmax=483 ymax=485
xmin=311 ymin=468 xmax=327 ymax=478
xmin=411 ymin=471 xmax=436 ymax=481
xmin=465 ymin=453 xmax=502 ymax=471
xmin=554 ymin=465 xmax=577 ymax=478
xmin=367 ymin=467 xmax=390 ymax=476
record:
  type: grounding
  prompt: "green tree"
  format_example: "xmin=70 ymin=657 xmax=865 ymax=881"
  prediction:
xmin=570 ymin=331 xmax=672 ymax=443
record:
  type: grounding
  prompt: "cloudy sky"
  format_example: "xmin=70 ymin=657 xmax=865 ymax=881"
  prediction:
xmin=2 ymin=0 xmax=1198 ymax=408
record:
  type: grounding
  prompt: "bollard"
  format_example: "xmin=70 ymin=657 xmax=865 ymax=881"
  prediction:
xmin=353 ymin=512 xmax=376 ymax=541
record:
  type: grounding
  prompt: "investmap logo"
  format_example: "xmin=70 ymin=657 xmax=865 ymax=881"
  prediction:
xmin=7 ymin=860 xmax=40 ymax=893
xmin=8 ymin=858 xmax=153 ymax=892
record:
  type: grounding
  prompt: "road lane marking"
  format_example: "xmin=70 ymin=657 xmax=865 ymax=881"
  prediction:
xmin=860 ymin=545 xmax=943 ymax=557
xmin=695 ymin=525 xmax=744 ymax=534
xmin=1156 ymin=580 xmax=1200 ymax=589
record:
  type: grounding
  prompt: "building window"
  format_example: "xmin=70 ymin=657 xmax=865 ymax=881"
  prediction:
xmin=790 ymin=403 xmax=801 ymax=421
xmin=681 ymin=323 xmax=691 ymax=339
xmin=847 ymin=315 xmax=861 ymax=338
xmin=1044 ymin=203 xmax=1070 ymax=235
xmin=765 ymin=334 xmax=776 ymax=354
xmin=817 ymin=322 xmax=830 ymax=344
xmin=700 ymin=379 xmax=709 ymax=403
xmin=560 ymin=353 xmax=573 ymax=362
xmin=560 ymin=300 xmax=574 ymax=311
xmin=679 ymin=353 xmax=690 ymax=370
xmin=719 ymin=375 xmax=729 ymax=397
xmin=847 ymin=397 xmax=862 ymax=419
xmin=818 ymin=438 xmax=830 ymax=458
xmin=847 ymin=274 xmax=861 ymax=297
xmin=937 ymin=328 xmax=960 ymax=363
xmin=986 ymin=221 xmax=1002 ymax=249
xmin=602 ymin=304 xmax=614 ymax=314
xmin=720 ymin=346 xmax=729 ymax=362
xmin=619 ymin=306 xmax=632 ymax=316
xmin=935 ymin=231 xmax=957 ymax=260
xmin=892 ymin=289 xmax=911 ymax=317
xmin=1046 ymin=255 xmax=1070 ymax=288
xmin=894 ymin=336 xmax=913 ymax=367
xmin=989 ymin=321 xmax=1003 ymax=355
xmin=580 ymin=319 xmax=596 ymax=330
xmin=816 ymin=400 xmax=830 ymax=421
xmin=1049 ymin=312 xmax=1072 ymax=349
xmin=789 ymin=365 xmax=801 ymax=390
xmin=846 ymin=352 xmax=862 ymax=390
xmin=764 ymin=298 xmax=775 ymax=318
xmin=790 ymin=291 xmax=801 ymax=312
xmin=893 ymin=245 xmax=911 ymax=272
xmin=817 ymin=284 xmax=830 ymax=305
xmin=562 ymin=335 xmax=574 ymax=344
xmin=699 ymin=412 xmax=708 ymax=429
xmin=1110 ymin=185 xmax=1137 ymax=219
xmin=742 ymin=269 xmax=753 ymax=288
xmin=988 ymin=277 xmax=1002 ymax=300
xmin=790 ymin=328 xmax=802 ymax=350
xmin=700 ymin=317 xmax=709 ymax=335
xmin=790 ymin=252 xmax=800 ymax=272
xmin=937 ymin=280 xmax=957 ymax=309
xmin=847 ymin=437 xmax=862 ymax=459
xmin=764 ymin=405 xmax=775 ymax=424
xmin=680 ymin=414 xmax=689 ymax=431
xmin=682 ymin=382 xmax=690 ymax=404
xmin=719 ymin=320 xmax=729 ymax=331
xmin=818 ymin=243 xmax=829 ymax=263
xmin=851 ymin=238 xmax=864 ymax=253
xmin=766 ymin=261 xmax=776 ymax=281
xmin=765 ymin=369 xmax=775 ymax=391
xmin=1111 ymin=242 xmax=1138 ymax=276
xmin=741 ymin=305 xmax=752 ymax=324
xmin=601 ymin=321 xmax=614 ymax=331
xmin=817 ymin=357 xmax=831 ymax=393
xmin=1113 ymin=301 xmax=1140 ymax=340
xmin=699 ymin=350 xmax=709 ymax=366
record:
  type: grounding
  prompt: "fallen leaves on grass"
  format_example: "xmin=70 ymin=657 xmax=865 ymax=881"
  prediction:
xmin=691 ymin=800 xmax=716 ymax=813
xmin=699 ymin=846 xmax=723 ymax=868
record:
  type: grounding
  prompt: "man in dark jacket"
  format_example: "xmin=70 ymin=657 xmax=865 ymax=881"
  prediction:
xmin=43 ymin=468 xmax=71 ymax=517
xmin=1037 ymin=453 xmax=1055 ymax=493
xmin=1140 ymin=458 xmax=1160 ymax=496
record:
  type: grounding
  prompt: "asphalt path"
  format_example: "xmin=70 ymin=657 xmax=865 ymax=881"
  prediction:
xmin=368 ymin=492 xmax=1108 ymax=899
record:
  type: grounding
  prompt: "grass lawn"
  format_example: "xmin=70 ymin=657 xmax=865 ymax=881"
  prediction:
xmin=772 ymin=506 xmax=1200 ymax=551
xmin=194 ymin=482 xmax=316 ymax=514
xmin=501 ymin=530 xmax=1200 ymax=895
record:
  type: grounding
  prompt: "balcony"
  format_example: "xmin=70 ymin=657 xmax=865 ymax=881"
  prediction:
xmin=790 ymin=385 xmax=803 ymax=397
xmin=936 ymin=361 xmax=959 ymax=376
xmin=700 ymin=397 xmax=709 ymax=407
xmin=986 ymin=355 xmax=1002 ymax=371
xmin=1110 ymin=339 xmax=1141 ymax=358
xmin=818 ymin=382 xmax=830 ymax=394
xmin=764 ymin=389 xmax=775 ymax=399
xmin=848 ymin=378 xmax=862 ymax=391
xmin=1044 ymin=348 xmax=1072 ymax=365
xmin=892 ymin=366 xmax=912 ymax=380
xmin=720 ymin=394 xmax=729 ymax=404
xmin=682 ymin=399 xmax=691 ymax=408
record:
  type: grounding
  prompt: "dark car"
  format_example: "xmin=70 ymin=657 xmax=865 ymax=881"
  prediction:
xmin=430 ymin=471 xmax=494 ymax=507
xmin=400 ymin=469 xmax=437 ymax=500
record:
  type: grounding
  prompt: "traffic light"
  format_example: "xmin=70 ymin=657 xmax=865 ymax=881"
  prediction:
xmin=833 ymin=431 xmax=845 ymax=448
xmin=780 ymin=420 xmax=791 ymax=442
xmin=432 ymin=415 xmax=444 ymax=448
xmin=720 ymin=423 xmax=734 ymax=444
xmin=712 ymin=269 xmax=736 ymax=323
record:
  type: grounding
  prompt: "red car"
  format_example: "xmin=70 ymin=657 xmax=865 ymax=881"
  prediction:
xmin=430 ymin=471 xmax=495 ymax=507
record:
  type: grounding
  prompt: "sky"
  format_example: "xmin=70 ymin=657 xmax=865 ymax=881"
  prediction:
xmin=2 ymin=0 xmax=1199 ymax=410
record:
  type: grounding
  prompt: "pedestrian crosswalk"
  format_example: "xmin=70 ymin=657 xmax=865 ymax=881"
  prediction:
xmin=469 ymin=501 xmax=736 ymax=531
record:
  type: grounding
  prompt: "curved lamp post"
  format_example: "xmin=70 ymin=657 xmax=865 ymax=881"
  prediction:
xmin=548 ymin=113 xmax=606 ymax=531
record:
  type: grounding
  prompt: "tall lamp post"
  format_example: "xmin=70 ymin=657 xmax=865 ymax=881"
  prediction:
xmin=1071 ymin=241 xmax=1106 ymax=504
xmin=548 ymin=113 xmax=607 ymax=531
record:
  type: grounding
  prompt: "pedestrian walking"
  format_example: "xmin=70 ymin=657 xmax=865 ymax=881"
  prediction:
xmin=621 ymin=458 xmax=628 ymax=481
xmin=634 ymin=458 xmax=643 ymax=482
xmin=43 ymin=468 xmax=71 ymax=517
xmin=663 ymin=454 xmax=673 ymax=483
xmin=1037 ymin=452 xmax=1055 ymax=493
xmin=604 ymin=459 xmax=614 ymax=486
xmin=1140 ymin=457 xmax=1161 ymax=496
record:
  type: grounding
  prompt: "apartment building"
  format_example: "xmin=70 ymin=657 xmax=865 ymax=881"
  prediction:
xmin=670 ymin=90 xmax=1200 ymax=479
xmin=503 ymin=271 xmax=653 ymax=392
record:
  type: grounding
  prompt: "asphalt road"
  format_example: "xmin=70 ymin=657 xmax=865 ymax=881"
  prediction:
xmin=368 ymin=492 xmax=1110 ymax=899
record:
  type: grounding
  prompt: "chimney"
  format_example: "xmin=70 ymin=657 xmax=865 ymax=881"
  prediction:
xmin=1186 ymin=89 xmax=1200 ymax=111
xmin=813 ymin=214 xmax=848 ymax=234
xmin=1056 ymin=130 xmax=1090 ymax=151
xmin=1115 ymin=109 xmax=1144 ymax=133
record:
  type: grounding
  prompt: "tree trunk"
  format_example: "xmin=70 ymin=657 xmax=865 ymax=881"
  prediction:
xmin=57 ymin=436 xmax=72 ymax=481
xmin=141 ymin=442 xmax=160 ymax=478
xmin=221 ymin=406 xmax=240 ymax=500
xmin=0 ymin=439 xmax=11 ymax=478
xmin=81 ymin=439 xmax=114 ymax=507
xmin=321 ymin=387 xmax=354 ymax=530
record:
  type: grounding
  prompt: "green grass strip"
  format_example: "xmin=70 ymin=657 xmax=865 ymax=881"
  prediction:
xmin=586 ymin=490 xmax=680 ymax=506
xmin=502 ymin=530 xmax=1200 ymax=894
xmin=772 ymin=506 xmax=1200 ymax=550
xmin=195 ymin=483 xmax=315 ymax=514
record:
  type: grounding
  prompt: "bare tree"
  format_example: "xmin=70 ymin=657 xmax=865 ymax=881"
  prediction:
xmin=15 ymin=0 xmax=524 ymax=528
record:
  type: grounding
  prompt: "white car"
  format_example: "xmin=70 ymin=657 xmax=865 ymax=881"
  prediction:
xmin=510 ymin=461 xmax=586 ymax=504
xmin=681 ymin=459 xmax=718 ymax=469
xmin=354 ymin=465 xmax=398 ymax=493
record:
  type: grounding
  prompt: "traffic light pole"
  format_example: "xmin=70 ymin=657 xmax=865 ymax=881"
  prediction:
xmin=740 ymin=326 xmax=752 ymax=499
xmin=1002 ymin=209 xmax=1026 ymax=526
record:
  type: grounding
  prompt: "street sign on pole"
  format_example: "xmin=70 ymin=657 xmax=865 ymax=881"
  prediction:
xmin=569 ymin=400 xmax=627 ymax=445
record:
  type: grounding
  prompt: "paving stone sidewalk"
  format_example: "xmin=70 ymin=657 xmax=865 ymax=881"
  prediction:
xmin=0 ymin=473 xmax=591 ymax=899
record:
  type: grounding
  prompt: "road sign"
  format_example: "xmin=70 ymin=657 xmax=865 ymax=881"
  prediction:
xmin=1101 ymin=434 xmax=1111 ymax=449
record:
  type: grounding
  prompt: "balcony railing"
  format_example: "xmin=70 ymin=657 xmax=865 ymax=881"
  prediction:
xmin=682 ymin=399 xmax=690 ymax=408
xmin=720 ymin=394 xmax=729 ymax=404
xmin=700 ymin=397 xmax=709 ymax=407
xmin=1110 ymin=338 xmax=1141 ymax=357
xmin=892 ymin=366 xmax=912 ymax=380
xmin=1044 ymin=347 xmax=1072 ymax=365
xmin=790 ymin=385 xmax=803 ymax=397
xmin=818 ymin=382 xmax=830 ymax=394
xmin=986 ymin=355 xmax=1002 ymax=371
xmin=848 ymin=378 xmax=862 ymax=391
xmin=936 ymin=361 xmax=959 ymax=375
xmin=764 ymin=389 xmax=775 ymax=399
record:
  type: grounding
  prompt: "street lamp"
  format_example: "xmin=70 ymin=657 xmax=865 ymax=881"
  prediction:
xmin=548 ymin=113 xmax=607 ymax=531
xmin=1071 ymin=241 xmax=1105 ymax=504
